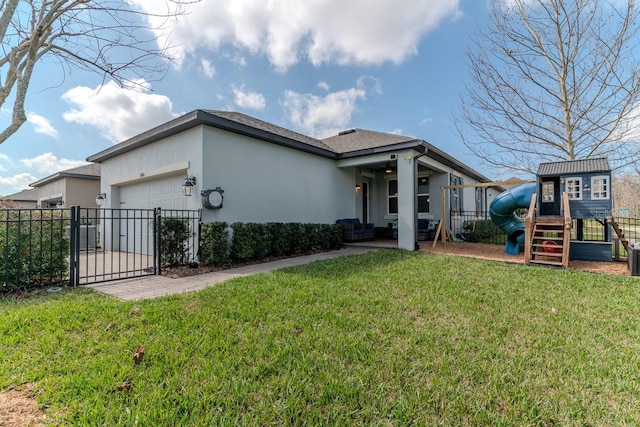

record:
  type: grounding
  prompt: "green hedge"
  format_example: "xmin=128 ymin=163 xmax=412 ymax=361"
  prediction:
xmin=200 ymin=222 xmax=343 ymax=266
xmin=0 ymin=210 xmax=70 ymax=292
xmin=461 ymin=219 xmax=506 ymax=244
xmin=159 ymin=217 xmax=190 ymax=266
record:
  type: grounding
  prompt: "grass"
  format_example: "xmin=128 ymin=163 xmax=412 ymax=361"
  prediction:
xmin=2 ymin=250 xmax=640 ymax=425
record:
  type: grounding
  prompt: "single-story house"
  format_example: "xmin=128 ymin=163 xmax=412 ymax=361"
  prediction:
xmin=87 ymin=110 xmax=499 ymax=251
xmin=29 ymin=163 xmax=101 ymax=209
xmin=1 ymin=188 xmax=38 ymax=208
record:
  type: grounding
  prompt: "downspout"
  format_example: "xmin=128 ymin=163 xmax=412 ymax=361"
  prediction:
xmin=413 ymin=151 xmax=428 ymax=250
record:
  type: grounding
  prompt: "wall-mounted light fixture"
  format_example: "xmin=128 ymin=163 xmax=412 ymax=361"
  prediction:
xmin=95 ymin=193 xmax=107 ymax=206
xmin=385 ymin=163 xmax=393 ymax=174
xmin=182 ymin=175 xmax=197 ymax=196
xmin=355 ymin=184 xmax=361 ymax=191
xmin=55 ymin=201 xmax=64 ymax=209
xmin=583 ymin=183 xmax=591 ymax=192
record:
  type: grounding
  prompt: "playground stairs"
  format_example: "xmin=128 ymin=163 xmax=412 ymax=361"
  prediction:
xmin=528 ymin=217 xmax=569 ymax=267
xmin=524 ymin=193 xmax=571 ymax=268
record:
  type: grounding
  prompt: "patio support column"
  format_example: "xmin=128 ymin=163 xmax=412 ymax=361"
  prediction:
xmin=397 ymin=150 xmax=417 ymax=251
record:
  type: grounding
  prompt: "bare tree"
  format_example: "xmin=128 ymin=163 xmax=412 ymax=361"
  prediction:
xmin=613 ymin=172 xmax=640 ymax=217
xmin=457 ymin=0 xmax=640 ymax=174
xmin=0 ymin=0 xmax=194 ymax=144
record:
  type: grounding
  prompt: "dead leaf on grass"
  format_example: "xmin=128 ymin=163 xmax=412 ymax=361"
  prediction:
xmin=105 ymin=322 xmax=116 ymax=331
xmin=133 ymin=345 xmax=145 ymax=366
xmin=115 ymin=381 xmax=133 ymax=392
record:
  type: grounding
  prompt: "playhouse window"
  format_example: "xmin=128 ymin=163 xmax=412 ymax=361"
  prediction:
xmin=591 ymin=176 xmax=609 ymax=200
xmin=565 ymin=177 xmax=582 ymax=200
xmin=542 ymin=182 xmax=554 ymax=202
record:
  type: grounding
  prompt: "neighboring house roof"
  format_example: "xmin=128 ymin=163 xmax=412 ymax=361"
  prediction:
xmin=30 ymin=163 xmax=101 ymax=187
xmin=86 ymin=109 xmax=494 ymax=184
xmin=537 ymin=158 xmax=611 ymax=177
xmin=1 ymin=188 xmax=37 ymax=202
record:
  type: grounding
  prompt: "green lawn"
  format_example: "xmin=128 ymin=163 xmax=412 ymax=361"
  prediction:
xmin=2 ymin=250 xmax=640 ymax=425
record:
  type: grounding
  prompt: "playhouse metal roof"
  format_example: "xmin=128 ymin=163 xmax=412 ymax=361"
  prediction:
xmin=537 ymin=158 xmax=611 ymax=177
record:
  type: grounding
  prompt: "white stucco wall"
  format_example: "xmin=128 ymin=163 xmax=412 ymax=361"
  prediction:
xmin=98 ymin=125 xmax=355 ymax=225
xmin=200 ymin=126 xmax=353 ymax=224
xmin=99 ymin=126 xmax=205 ymax=210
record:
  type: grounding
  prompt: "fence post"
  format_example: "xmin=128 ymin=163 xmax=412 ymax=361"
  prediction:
xmin=154 ymin=207 xmax=162 ymax=275
xmin=69 ymin=206 xmax=80 ymax=286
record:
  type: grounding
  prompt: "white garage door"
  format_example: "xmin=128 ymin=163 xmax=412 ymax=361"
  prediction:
xmin=119 ymin=174 xmax=187 ymax=255
xmin=120 ymin=174 xmax=187 ymax=210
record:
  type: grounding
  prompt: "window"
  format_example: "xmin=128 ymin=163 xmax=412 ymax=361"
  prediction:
xmin=542 ymin=181 xmax=554 ymax=202
xmin=388 ymin=179 xmax=398 ymax=214
xmin=565 ymin=177 xmax=582 ymax=200
xmin=417 ymin=176 xmax=430 ymax=214
xmin=475 ymin=187 xmax=485 ymax=213
xmin=450 ymin=175 xmax=463 ymax=212
xmin=591 ymin=176 xmax=609 ymax=200
xmin=387 ymin=177 xmax=431 ymax=215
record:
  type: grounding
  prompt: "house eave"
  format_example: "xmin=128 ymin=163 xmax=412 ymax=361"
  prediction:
xmin=336 ymin=140 xmax=426 ymax=159
xmin=87 ymin=110 xmax=337 ymax=163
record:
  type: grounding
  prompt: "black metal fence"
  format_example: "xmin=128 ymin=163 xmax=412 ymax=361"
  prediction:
xmin=1 ymin=207 xmax=201 ymax=292
xmin=450 ymin=210 xmax=508 ymax=245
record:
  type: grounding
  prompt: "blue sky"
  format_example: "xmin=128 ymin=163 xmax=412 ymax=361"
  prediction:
xmin=0 ymin=0 xmax=493 ymax=197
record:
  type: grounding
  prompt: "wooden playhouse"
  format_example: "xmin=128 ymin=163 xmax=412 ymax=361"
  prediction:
xmin=525 ymin=158 xmax=614 ymax=266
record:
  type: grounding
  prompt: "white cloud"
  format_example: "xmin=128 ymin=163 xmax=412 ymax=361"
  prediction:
xmin=233 ymin=87 xmax=266 ymax=111
xmin=0 ymin=173 xmax=38 ymax=190
xmin=27 ymin=113 xmax=58 ymax=138
xmin=62 ymin=80 xmax=179 ymax=143
xmin=283 ymin=87 xmax=367 ymax=138
xmin=131 ymin=0 xmax=461 ymax=71
xmin=200 ymin=59 xmax=215 ymax=78
xmin=0 ymin=154 xmax=9 ymax=161
xmin=389 ymin=129 xmax=404 ymax=135
xmin=21 ymin=153 xmax=88 ymax=175
xmin=317 ymin=81 xmax=330 ymax=92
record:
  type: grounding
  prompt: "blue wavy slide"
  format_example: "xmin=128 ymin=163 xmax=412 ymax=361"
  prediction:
xmin=489 ymin=183 xmax=536 ymax=255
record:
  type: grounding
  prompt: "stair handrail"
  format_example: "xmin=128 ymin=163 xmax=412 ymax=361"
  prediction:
xmin=561 ymin=191 xmax=571 ymax=268
xmin=524 ymin=192 xmax=537 ymax=264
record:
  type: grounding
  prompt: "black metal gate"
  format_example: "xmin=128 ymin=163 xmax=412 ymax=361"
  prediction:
xmin=69 ymin=207 xmax=201 ymax=285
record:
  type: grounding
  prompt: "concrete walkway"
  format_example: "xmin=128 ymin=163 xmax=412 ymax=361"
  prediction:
xmin=86 ymin=247 xmax=377 ymax=301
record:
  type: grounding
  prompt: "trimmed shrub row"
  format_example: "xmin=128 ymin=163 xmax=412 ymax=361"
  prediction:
xmin=200 ymin=222 xmax=343 ymax=266
xmin=461 ymin=219 xmax=507 ymax=244
xmin=1 ymin=210 xmax=70 ymax=293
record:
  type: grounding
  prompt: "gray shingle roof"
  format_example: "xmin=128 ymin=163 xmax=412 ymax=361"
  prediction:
xmin=204 ymin=111 xmax=334 ymax=152
xmin=322 ymin=129 xmax=416 ymax=154
xmin=537 ymin=158 xmax=611 ymax=177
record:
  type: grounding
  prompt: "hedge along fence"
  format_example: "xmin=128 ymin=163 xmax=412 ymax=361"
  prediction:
xmin=199 ymin=222 xmax=343 ymax=267
xmin=158 ymin=217 xmax=191 ymax=267
xmin=1 ymin=209 xmax=70 ymax=293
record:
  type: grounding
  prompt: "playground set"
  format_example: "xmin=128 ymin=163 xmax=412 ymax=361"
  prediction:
xmin=436 ymin=158 xmax=626 ymax=268
xmin=491 ymin=158 xmax=621 ymax=267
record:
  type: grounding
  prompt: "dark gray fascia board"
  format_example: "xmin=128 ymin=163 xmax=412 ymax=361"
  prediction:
xmin=30 ymin=172 xmax=101 ymax=188
xmin=87 ymin=110 xmax=336 ymax=163
xmin=424 ymin=143 xmax=492 ymax=183
xmin=336 ymin=139 xmax=426 ymax=159
xmin=339 ymin=139 xmax=492 ymax=183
